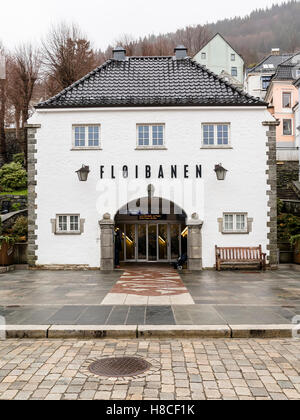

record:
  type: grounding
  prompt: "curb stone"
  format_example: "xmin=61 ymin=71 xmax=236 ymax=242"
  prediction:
xmin=0 ymin=324 xmax=294 ymax=339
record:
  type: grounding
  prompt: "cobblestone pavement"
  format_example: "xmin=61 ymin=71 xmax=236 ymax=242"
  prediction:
xmin=0 ymin=338 xmax=300 ymax=400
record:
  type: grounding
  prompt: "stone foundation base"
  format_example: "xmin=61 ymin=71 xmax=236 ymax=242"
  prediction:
xmin=0 ymin=265 xmax=15 ymax=274
xmin=31 ymin=265 xmax=100 ymax=271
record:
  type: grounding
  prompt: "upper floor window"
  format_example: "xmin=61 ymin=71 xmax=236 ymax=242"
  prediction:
xmin=73 ymin=125 xmax=100 ymax=149
xmin=231 ymin=54 xmax=236 ymax=61
xmin=202 ymin=124 xmax=230 ymax=147
xmin=231 ymin=67 xmax=237 ymax=77
xmin=201 ymin=52 xmax=206 ymax=60
xmin=282 ymin=92 xmax=292 ymax=108
xmin=261 ymin=75 xmax=272 ymax=90
xmin=137 ymin=124 xmax=165 ymax=148
xmin=283 ymin=119 xmax=292 ymax=135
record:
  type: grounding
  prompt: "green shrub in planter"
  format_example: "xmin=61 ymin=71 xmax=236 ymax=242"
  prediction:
xmin=0 ymin=162 xmax=27 ymax=192
xmin=11 ymin=216 xmax=28 ymax=239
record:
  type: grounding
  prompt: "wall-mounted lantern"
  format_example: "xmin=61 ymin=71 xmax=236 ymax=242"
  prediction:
xmin=76 ymin=165 xmax=90 ymax=182
xmin=214 ymin=164 xmax=228 ymax=181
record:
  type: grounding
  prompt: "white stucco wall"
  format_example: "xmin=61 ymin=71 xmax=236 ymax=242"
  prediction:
xmin=31 ymin=107 xmax=271 ymax=268
xmin=245 ymin=73 xmax=266 ymax=99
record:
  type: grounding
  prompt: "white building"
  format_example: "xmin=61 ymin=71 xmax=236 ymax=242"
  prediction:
xmin=27 ymin=46 xmax=278 ymax=271
xmin=193 ymin=33 xmax=244 ymax=87
xmin=245 ymin=49 xmax=293 ymax=100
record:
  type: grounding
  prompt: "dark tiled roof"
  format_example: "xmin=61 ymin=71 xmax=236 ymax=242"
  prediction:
xmin=248 ymin=54 xmax=293 ymax=74
xmin=272 ymin=64 xmax=295 ymax=80
xmin=294 ymin=77 xmax=300 ymax=87
xmin=36 ymin=57 xmax=265 ymax=109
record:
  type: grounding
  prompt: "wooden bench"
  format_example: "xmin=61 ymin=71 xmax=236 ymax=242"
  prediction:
xmin=215 ymin=245 xmax=266 ymax=271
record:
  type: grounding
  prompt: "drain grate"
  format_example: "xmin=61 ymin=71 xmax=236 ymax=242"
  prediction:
xmin=88 ymin=357 xmax=151 ymax=378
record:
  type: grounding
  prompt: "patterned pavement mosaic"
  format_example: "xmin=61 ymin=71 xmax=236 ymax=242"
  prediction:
xmin=1 ymin=338 xmax=300 ymax=400
xmin=101 ymin=265 xmax=194 ymax=305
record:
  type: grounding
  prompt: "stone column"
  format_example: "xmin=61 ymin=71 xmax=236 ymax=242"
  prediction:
xmin=263 ymin=120 xmax=280 ymax=269
xmin=99 ymin=213 xmax=115 ymax=271
xmin=26 ymin=124 xmax=41 ymax=268
xmin=187 ymin=213 xmax=203 ymax=271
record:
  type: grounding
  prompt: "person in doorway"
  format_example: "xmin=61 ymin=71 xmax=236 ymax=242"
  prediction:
xmin=114 ymin=228 xmax=122 ymax=269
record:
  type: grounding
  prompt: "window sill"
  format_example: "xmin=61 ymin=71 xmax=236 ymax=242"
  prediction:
xmin=201 ymin=146 xmax=233 ymax=149
xmin=55 ymin=232 xmax=82 ymax=235
xmin=221 ymin=231 xmax=249 ymax=235
xmin=135 ymin=147 xmax=168 ymax=150
xmin=71 ymin=147 xmax=102 ymax=151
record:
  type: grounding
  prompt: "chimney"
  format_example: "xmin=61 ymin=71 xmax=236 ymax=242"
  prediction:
xmin=174 ymin=45 xmax=188 ymax=59
xmin=271 ymin=48 xmax=280 ymax=56
xmin=113 ymin=46 xmax=126 ymax=61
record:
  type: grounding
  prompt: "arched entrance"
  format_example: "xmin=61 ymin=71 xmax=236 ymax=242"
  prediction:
xmin=115 ymin=197 xmax=187 ymax=264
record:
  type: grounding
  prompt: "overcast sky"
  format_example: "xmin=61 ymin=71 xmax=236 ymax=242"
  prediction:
xmin=1 ymin=0 xmax=287 ymax=51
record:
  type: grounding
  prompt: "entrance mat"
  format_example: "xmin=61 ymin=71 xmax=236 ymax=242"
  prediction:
xmin=101 ymin=266 xmax=194 ymax=305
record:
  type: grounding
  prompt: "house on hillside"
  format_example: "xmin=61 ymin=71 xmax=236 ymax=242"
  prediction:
xmin=193 ymin=33 xmax=244 ymax=88
xmin=266 ymin=52 xmax=300 ymax=161
xmin=27 ymin=46 xmax=277 ymax=271
xmin=245 ymin=49 xmax=293 ymax=100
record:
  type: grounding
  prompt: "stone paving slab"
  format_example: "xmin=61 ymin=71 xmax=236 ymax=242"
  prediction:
xmin=1 ymin=268 xmax=300 ymax=331
xmin=1 ymin=338 xmax=300 ymax=400
xmin=1 ymin=304 xmax=299 ymax=327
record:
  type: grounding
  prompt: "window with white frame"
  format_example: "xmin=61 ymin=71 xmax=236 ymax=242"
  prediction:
xmin=201 ymin=52 xmax=206 ymax=60
xmin=231 ymin=67 xmax=237 ymax=77
xmin=261 ymin=75 xmax=272 ymax=90
xmin=283 ymin=119 xmax=292 ymax=135
xmin=231 ymin=54 xmax=236 ymax=61
xmin=223 ymin=214 xmax=247 ymax=233
xmin=137 ymin=124 xmax=165 ymax=147
xmin=202 ymin=124 xmax=230 ymax=147
xmin=282 ymin=92 xmax=292 ymax=108
xmin=56 ymin=215 xmax=80 ymax=233
xmin=73 ymin=125 xmax=100 ymax=148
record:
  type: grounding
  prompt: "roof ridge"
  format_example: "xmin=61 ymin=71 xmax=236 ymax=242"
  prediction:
xmin=36 ymin=55 xmax=266 ymax=109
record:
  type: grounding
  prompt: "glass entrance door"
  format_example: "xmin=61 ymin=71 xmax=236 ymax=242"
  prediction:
xmin=137 ymin=224 xmax=147 ymax=261
xmin=158 ymin=224 xmax=168 ymax=261
xmin=121 ymin=223 xmax=183 ymax=262
xmin=148 ymin=224 xmax=157 ymax=261
xmin=125 ymin=224 xmax=136 ymax=261
xmin=170 ymin=224 xmax=180 ymax=260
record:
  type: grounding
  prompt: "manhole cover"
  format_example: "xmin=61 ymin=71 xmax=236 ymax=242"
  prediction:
xmin=88 ymin=357 xmax=151 ymax=377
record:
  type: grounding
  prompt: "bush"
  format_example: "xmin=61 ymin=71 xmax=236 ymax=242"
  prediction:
xmin=11 ymin=203 xmax=21 ymax=212
xmin=0 ymin=162 xmax=27 ymax=192
xmin=278 ymin=213 xmax=300 ymax=242
xmin=12 ymin=153 xmax=25 ymax=166
xmin=11 ymin=216 xmax=28 ymax=239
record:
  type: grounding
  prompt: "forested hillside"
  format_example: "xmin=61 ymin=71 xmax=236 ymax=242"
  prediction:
xmin=99 ymin=1 xmax=300 ymax=66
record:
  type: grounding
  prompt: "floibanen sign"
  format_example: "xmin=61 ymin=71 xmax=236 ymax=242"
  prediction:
xmin=100 ymin=165 xmax=202 ymax=179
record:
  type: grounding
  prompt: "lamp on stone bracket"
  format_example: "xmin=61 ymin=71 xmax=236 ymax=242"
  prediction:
xmin=76 ymin=165 xmax=90 ymax=182
xmin=214 ymin=164 xmax=228 ymax=181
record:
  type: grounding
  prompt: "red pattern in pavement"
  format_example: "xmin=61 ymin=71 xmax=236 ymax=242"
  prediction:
xmin=110 ymin=265 xmax=189 ymax=297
